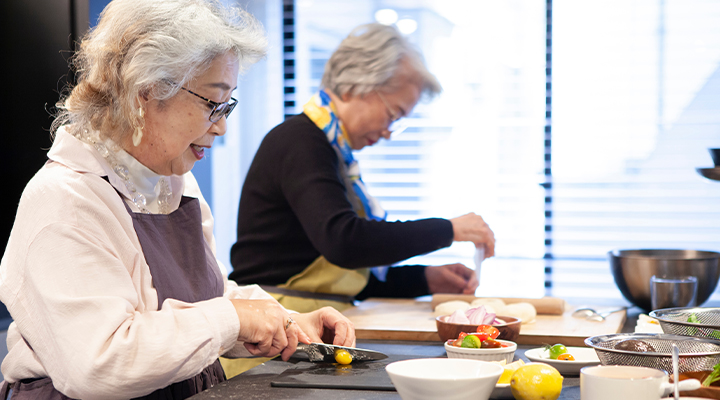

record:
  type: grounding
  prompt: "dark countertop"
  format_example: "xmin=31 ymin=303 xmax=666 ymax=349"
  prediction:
xmin=188 ymin=310 xmax=642 ymax=399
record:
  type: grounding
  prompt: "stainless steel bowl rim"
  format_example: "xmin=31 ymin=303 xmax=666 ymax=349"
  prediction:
xmin=609 ymin=249 xmax=720 ymax=261
xmin=584 ymin=333 xmax=720 ymax=357
xmin=649 ymin=307 xmax=720 ymax=329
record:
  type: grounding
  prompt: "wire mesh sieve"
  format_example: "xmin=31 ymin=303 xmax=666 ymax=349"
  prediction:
xmin=650 ymin=307 xmax=720 ymax=340
xmin=584 ymin=333 xmax=720 ymax=373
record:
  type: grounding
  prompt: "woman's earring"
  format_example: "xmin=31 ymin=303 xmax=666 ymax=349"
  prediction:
xmin=133 ymin=106 xmax=145 ymax=147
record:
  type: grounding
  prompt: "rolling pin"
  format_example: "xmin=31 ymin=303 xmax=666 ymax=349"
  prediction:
xmin=430 ymin=294 xmax=567 ymax=315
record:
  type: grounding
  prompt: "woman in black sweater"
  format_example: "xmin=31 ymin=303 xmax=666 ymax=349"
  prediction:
xmin=230 ymin=23 xmax=495 ymax=312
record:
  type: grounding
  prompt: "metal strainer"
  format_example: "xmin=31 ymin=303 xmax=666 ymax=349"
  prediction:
xmin=650 ymin=307 xmax=720 ymax=339
xmin=584 ymin=333 xmax=720 ymax=373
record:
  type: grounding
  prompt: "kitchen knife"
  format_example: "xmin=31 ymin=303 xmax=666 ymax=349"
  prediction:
xmin=294 ymin=342 xmax=388 ymax=362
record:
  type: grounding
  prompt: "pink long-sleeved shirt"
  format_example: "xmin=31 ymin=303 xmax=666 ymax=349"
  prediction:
xmin=0 ymin=127 xmax=272 ymax=399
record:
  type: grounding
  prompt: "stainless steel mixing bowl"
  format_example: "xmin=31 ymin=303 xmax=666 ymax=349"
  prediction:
xmin=609 ymin=249 xmax=720 ymax=312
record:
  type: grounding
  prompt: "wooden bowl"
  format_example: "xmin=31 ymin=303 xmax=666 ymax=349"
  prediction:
xmin=674 ymin=371 xmax=720 ymax=399
xmin=435 ymin=315 xmax=522 ymax=342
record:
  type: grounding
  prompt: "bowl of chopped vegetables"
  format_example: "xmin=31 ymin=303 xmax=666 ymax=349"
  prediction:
xmin=443 ymin=323 xmax=517 ymax=363
xmin=436 ymin=311 xmax=521 ymax=343
xmin=444 ymin=337 xmax=517 ymax=363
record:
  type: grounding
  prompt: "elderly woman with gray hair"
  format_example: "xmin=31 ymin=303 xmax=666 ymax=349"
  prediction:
xmin=229 ymin=23 xmax=496 ymax=313
xmin=0 ymin=0 xmax=355 ymax=398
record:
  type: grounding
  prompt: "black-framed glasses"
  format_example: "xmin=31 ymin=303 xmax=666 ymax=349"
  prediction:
xmin=180 ymin=87 xmax=238 ymax=123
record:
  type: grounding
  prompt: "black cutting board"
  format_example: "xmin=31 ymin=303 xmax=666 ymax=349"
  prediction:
xmin=270 ymin=354 xmax=434 ymax=391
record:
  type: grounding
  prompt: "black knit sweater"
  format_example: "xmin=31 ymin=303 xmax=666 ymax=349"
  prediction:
xmin=229 ymin=113 xmax=454 ymax=299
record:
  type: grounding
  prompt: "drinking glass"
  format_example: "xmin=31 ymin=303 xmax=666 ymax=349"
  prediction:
xmin=650 ymin=275 xmax=698 ymax=310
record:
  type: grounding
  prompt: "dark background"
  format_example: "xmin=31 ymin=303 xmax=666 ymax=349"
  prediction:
xmin=0 ymin=0 xmax=109 ymax=329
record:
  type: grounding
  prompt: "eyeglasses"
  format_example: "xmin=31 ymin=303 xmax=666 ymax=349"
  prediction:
xmin=375 ymin=90 xmax=401 ymax=123
xmin=376 ymin=90 xmax=409 ymax=133
xmin=180 ymin=87 xmax=238 ymax=123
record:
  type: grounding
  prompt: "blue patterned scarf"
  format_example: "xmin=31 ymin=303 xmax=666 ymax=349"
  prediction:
xmin=303 ymin=90 xmax=387 ymax=221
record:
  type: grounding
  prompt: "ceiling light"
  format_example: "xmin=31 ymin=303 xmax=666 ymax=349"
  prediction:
xmin=375 ymin=9 xmax=398 ymax=25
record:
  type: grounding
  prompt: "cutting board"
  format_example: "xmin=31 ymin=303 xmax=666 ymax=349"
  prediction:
xmin=270 ymin=354 xmax=428 ymax=391
xmin=342 ymin=297 xmax=626 ymax=347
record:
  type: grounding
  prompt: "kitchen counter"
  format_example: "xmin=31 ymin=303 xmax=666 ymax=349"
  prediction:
xmin=187 ymin=311 xmax=642 ymax=399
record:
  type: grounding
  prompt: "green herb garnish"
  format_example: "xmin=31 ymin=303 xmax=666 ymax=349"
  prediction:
xmin=688 ymin=313 xmax=700 ymax=324
xmin=703 ymin=362 xmax=720 ymax=387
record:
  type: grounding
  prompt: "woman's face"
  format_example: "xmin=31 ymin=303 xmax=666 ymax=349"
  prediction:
xmin=332 ymin=82 xmax=421 ymax=151
xmin=128 ymin=52 xmax=240 ymax=176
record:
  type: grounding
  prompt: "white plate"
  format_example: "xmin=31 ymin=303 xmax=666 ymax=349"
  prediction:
xmin=524 ymin=346 xmax=600 ymax=375
xmin=490 ymin=383 xmax=513 ymax=399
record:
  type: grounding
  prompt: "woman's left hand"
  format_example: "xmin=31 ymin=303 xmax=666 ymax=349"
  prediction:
xmin=292 ymin=307 xmax=356 ymax=347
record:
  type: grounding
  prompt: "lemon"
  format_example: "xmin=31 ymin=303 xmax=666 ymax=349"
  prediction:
xmin=509 ymin=362 xmax=563 ymax=400
xmin=498 ymin=359 xmax=525 ymax=384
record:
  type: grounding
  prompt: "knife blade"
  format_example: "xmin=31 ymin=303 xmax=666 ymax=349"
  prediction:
xmin=294 ymin=343 xmax=388 ymax=362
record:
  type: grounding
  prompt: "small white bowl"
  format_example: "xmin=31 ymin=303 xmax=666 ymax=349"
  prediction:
xmin=444 ymin=339 xmax=517 ymax=363
xmin=386 ymin=358 xmax=503 ymax=400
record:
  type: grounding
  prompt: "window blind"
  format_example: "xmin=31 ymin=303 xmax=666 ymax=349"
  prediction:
xmin=550 ymin=0 xmax=720 ymax=303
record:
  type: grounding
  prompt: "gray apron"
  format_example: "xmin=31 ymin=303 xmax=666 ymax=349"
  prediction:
xmin=4 ymin=190 xmax=226 ymax=399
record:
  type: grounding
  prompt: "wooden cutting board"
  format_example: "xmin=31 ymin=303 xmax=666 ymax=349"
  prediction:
xmin=342 ymin=297 xmax=626 ymax=347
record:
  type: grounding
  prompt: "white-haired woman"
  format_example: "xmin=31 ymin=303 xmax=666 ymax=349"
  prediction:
xmin=229 ymin=23 xmax=496 ymax=313
xmin=0 ymin=1 xmax=354 ymax=398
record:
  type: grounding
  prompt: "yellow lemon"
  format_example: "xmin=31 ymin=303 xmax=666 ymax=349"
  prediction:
xmin=498 ymin=359 xmax=525 ymax=384
xmin=509 ymin=362 xmax=563 ymax=400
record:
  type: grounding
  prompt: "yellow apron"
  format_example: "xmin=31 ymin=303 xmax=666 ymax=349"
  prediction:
xmin=268 ymin=255 xmax=369 ymax=313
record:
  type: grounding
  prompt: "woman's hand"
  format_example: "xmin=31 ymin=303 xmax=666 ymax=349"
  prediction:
xmin=425 ymin=263 xmax=478 ymax=294
xmin=292 ymin=307 xmax=356 ymax=348
xmin=449 ymin=213 xmax=496 ymax=257
xmin=230 ymin=299 xmax=312 ymax=361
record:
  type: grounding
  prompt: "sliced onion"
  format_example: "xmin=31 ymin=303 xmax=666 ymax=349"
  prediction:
xmin=465 ymin=306 xmax=486 ymax=325
xmin=465 ymin=305 xmax=497 ymax=325
xmin=448 ymin=309 xmax=470 ymax=324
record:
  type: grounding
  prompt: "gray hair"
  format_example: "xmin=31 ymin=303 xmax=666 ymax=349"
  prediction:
xmin=321 ymin=23 xmax=441 ymax=99
xmin=53 ymin=0 xmax=267 ymax=143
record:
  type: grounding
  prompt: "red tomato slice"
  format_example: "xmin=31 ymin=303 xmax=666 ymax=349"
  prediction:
xmin=454 ymin=332 xmax=468 ymax=347
xmin=477 ymin=325 xmax=500 ymax=339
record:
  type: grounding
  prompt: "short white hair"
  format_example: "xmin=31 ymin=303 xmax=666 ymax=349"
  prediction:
xmin=54 ymin=0 xmax=267 ymax=142
xmin=321 ymin=23 xmax=441 ymax=99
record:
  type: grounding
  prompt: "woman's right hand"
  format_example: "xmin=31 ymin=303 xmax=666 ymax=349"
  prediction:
xmin=449 ymin=212 xmax=496 ymax=257
xmin=230 ymin=299 xmax=311 ymax=361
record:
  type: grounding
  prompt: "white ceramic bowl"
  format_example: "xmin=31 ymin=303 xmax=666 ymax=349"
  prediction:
xmin=444 ymin=339 xmax=517 ymax=363
xmin=386 ymin=358 xmax=503 ymax=400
